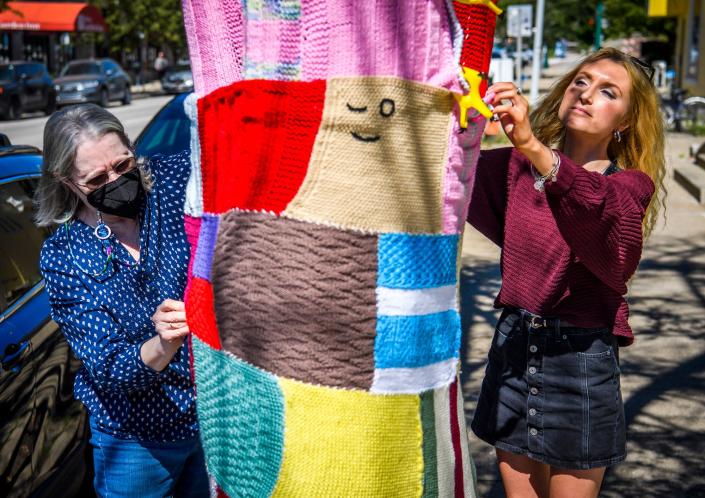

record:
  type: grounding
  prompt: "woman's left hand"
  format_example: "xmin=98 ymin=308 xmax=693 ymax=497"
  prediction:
xmin=487 ymin=82 xmax=536 ymax=152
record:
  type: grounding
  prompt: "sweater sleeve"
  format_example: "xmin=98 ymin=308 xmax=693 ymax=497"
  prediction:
xmin=40 ymin=245 xmax=164 ymax=394
xmin=466 ymin=147 xmax=513 ymax=246
xmin=544 ymin=152 xmax=655 ymax=294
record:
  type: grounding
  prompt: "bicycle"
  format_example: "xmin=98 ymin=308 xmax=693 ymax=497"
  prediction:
xmin=660 ymin=87 xmax=705 ymax=134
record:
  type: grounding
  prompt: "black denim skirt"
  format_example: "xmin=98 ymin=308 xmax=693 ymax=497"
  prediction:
xmin=471 ymin=308 xmax=626 ymax=470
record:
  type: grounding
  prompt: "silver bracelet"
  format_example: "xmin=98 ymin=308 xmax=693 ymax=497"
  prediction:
xmin=531 ymin=150 xmax=561 ymax=192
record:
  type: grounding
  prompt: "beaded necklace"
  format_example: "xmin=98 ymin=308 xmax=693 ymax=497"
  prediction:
xmin=65 ymin=211 xmax=139 ymax=277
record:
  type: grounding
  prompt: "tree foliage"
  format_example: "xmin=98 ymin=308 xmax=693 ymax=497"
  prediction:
xmin=89 ymin=0 xmax=187 ymax=62
xmin=496 ymin=0 xmax=675 ymax=48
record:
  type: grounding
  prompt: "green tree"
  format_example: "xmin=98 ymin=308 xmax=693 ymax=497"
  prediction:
xmin=497 ymin=0 xmax=674 ymax=49
xmin=89 ymin=0 xmax=187 ymax=66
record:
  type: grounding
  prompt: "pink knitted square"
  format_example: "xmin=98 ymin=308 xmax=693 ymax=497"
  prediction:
xmin=300 ymin=0 xmax=461 ymax=91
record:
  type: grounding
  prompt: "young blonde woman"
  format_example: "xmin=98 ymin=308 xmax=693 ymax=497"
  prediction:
xmin=468 ymin=48 xmax=665 ymax=498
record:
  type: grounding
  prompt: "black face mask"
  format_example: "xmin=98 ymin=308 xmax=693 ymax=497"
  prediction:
xmin=86 ymin=168 xmax=145 ymax=218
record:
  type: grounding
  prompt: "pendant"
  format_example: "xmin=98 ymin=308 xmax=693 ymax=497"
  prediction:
xmin=533 ymin=179 xmax=544 ymax=192
xmin=94 ymin=221 xmax=112 ymax=240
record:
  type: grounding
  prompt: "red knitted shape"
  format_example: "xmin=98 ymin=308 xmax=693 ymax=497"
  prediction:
xmin=198 ymin=79 xmax=326 ymax=214
xmin=453 ymin=1 xmax=498 ymax=95
xmin=449 ymin=380 xmax=465 ymax=498
xmin=186 ymin=277 xmax=222 ymax=350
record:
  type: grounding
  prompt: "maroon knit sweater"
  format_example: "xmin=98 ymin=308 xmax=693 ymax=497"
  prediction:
xmin=467 ymin=147 xmax=655 ymax=345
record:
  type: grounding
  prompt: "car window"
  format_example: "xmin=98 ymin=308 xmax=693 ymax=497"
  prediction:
xmin=104 ymin=60 xmax=120 ymax=74
xmin=0 ymin=179 xmax=51 ymax=314
xmin=61 ymin=62 xmax=101 ymax=77
xmin=136 ymin=97 xmax=191 ymax=158
xmin=0 ymin=66 xmax=12 ymax=81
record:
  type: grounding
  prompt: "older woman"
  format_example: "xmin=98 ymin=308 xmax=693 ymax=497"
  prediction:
xmin=35 ymin=104 xmax=208 ymax=497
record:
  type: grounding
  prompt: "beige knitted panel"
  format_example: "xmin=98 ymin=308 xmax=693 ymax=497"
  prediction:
xmin=284 ymin=76 xmax=454 ymax=234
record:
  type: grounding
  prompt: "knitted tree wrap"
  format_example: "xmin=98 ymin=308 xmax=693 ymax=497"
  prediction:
xmin=182 ymin=0 xmax=495 ymax=496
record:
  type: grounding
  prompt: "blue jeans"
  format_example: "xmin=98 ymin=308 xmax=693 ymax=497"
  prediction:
xmin=90 ymin=420 xmax=210 ymax=498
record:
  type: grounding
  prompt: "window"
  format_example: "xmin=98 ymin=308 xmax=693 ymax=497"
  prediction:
xmin=0 ymin=179 xmax=51 ymax=314
xmin=61 ymin=63 xmax=101 ymax=77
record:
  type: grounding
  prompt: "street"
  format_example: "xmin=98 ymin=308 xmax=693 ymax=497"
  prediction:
xmin=0 ymin=94 xmax=173 ymax=149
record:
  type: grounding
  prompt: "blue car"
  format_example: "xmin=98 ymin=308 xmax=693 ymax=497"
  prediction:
xmin=135 ymin=92 xmax=192 ymax=158
xmin=0 ymin=137 xmax=94 ymax=497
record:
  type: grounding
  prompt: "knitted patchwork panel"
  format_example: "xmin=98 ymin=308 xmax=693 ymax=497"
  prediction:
xmin=192 ymin=214 xmax=219 ymax=281
xmin=183 ymin=94 xmax=203 ymax=217
xmin=182 ymin=0 xmax=244 ymax=96
xmin=299 ymin=0 xmax=461 ymax=91
xmin=211 ymin=210 xmax=377 ymax=390
xmin=284 ymin=77 xmax=454 ymax=233
xmin=453 ymin=0 xmax=498 ymax=95
xmin=198 ymin=79 xmax=325 ymax=214
xmin=271 ymin=376 xmax=423 ymax=497
xmin=442 ymin=113 xmax=485 ymax=234
xmin=192 ymin=337 xmax=284 ymax=498
xmin=186 ymin=277 xmax=221 ymax=350
xmin=373 ymin=233 xmax=461 ymax=394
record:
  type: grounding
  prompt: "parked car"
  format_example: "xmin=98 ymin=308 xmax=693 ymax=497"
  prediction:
xmin=135 ymin=92 xmax=191 ymax=158
xmin=54 ymin=59 xmax=131 ymax=108
xmin=161 ymin=65 xmax=194 ymax=94
xmin=0 ymin=135 xmax=94 ymax=497
xmin=0 ymin=61 xmax=56 ymax=120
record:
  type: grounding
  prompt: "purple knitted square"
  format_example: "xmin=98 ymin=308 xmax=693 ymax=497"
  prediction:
xmin=193 ymin=214 xmax=221 ymax=281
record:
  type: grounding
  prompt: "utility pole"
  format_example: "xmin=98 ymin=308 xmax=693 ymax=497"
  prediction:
xmin=529 ymin=0 xmax=545 ymax=105
xmin=594 ymin=0 xmax=604 ymax=50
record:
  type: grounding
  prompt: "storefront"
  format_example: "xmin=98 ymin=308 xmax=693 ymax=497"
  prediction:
xmin=649 ymin=0 xmax=705 ymax=94
xmin=0 ymin=1 xmax=106 ymax=74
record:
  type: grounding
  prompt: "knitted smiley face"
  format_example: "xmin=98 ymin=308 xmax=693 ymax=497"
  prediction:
xmin=283 ymin=77 xmax=455 ymax=234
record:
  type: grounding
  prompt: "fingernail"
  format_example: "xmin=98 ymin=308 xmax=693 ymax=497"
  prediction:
xmin=483 ymin=92 xmax=496 ymax=104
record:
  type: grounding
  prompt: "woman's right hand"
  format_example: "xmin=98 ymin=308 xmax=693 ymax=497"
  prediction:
xmin=151 ymin=299 xmax=190 ymax=344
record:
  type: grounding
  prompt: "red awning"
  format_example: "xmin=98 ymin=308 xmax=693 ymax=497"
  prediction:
xmin=0 ymin=2 xmax=107 ymax=33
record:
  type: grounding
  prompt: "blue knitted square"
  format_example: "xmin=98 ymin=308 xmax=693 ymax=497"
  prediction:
xmin=377 ymin=233 xmax=459 ymax=289
xmin=374 ymin=310 xmax=461 ymax=369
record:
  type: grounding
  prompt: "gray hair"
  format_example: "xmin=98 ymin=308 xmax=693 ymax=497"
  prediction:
xmin=34 ymin=104 xmax=153 ymax=227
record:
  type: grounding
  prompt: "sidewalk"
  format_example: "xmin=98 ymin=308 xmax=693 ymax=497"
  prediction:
xmin=459 ymin=131 xmax=705 ymax=496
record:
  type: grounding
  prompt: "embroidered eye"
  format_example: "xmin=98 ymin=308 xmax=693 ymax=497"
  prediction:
xmin=346 ymin=103 xmax=367 ymax=113
xmin=380 ymin=99 xmax=395 ymax=117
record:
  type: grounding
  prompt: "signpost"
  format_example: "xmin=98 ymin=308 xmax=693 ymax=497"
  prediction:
xmin=507 ymin=4 xmax=533 ymax=90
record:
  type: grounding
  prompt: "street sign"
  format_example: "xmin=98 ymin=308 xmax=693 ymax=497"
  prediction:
xmin=507 ymin=4 xmax=533 ymax=38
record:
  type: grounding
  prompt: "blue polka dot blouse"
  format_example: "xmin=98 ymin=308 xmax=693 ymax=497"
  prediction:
xmin=40 ymin=151 xmax=198 ymax=442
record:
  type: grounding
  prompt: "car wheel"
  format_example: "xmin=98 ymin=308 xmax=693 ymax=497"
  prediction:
xmin=98 ymin=88 xmax=109 ymax=107
xmin=44 ymin=92 xmax=57 ymax=115
xmin=122 ymin=86 xmax=132 ymax=106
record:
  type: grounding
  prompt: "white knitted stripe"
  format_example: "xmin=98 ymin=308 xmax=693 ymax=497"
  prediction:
xmin=370 ymin=358 xmax=457 ymax=394
xmin=184 ymin=93 xmax=204 ymax=217
xmin=376 ymin=285 xmax=457 ymax=316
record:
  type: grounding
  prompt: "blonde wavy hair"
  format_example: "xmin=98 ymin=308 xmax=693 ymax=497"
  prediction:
xmin=530 ymin=47 xmax=666 ymax=239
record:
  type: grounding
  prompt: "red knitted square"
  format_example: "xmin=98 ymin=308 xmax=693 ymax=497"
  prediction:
xmin=186 ymin=276 xmax=222 ymax=350
xmin=453 ymin=1 xmax=498 ymax=94
xmin=198 ymin=79 xmax=326 ymax=214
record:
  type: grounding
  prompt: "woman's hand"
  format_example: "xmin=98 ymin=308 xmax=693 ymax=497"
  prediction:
xmin=487 ymin=82 xmax=537 ymax=151
xmin=141 ymin=299 xmax=190 ymax=372
xmin=152 ymin=299 xmax=190 ymax=343
xmin=487 ymin=82 xmax=555 ymax=176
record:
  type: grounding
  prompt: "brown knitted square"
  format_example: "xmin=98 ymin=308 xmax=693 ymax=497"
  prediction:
xmin=211 ymin=210 xmax=378 ymax=390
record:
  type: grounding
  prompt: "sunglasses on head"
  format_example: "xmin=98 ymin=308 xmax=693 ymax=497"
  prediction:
xmin=627 ymin=55 xmax=655 ymax=82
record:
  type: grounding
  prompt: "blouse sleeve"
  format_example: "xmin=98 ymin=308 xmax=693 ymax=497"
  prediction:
xmin=40 ymin=243 xmax=163 ymax=394
xmin=544 ymin=152 xmax=655 ymax=294
xmin=466 ymin=146 xmax=513 ymax=246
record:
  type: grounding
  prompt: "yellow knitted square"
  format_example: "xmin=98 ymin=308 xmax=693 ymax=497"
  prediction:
xmin=283 ymin=76 xmax=454 ymax=234
xmin=272 ymin=378 xmax=424 ymax=498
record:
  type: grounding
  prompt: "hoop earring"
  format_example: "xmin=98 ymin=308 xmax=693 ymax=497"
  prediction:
xmin=613 ymin=129 xmax=622 ymax=143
